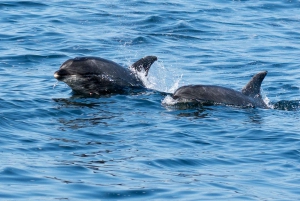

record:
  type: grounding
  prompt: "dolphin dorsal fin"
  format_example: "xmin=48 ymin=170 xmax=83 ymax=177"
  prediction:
xmin=131 ymin=56 xmax=157 ymax=76
xmin=242 ymin=71 xmax=268 ymax=99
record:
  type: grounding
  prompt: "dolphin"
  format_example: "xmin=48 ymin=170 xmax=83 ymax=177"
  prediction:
xmin=54 ymin=56 xmax=157 ymax=95
xmin=172 ymin=71 xmax=269 ymax=108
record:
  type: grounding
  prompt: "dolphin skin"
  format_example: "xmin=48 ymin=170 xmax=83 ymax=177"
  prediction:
xmin=172 ymin=71 xmax=269 ymax=108
xmin=54 ymin=56 xmax=157 ymax=95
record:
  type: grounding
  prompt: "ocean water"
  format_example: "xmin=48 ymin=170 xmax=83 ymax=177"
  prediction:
xmin=1 ymin=0 xmax=300 ymax=200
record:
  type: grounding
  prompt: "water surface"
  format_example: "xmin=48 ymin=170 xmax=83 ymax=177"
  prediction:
xmin=1 ymin=0 xmax=300 ymax=200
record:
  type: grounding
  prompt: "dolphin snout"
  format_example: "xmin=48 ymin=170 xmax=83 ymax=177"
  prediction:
xmin=54 ymin=71 xmax=60 ymax=79
xmin=54 ymin=69 xmax=69 ymax=80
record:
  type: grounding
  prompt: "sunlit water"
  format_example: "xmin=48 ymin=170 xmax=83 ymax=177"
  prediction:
xmin=1 ymin=1 xmax=300 ymax=200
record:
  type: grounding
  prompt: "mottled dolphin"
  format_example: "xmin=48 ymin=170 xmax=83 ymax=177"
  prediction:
xmin=54 ymin=56 xmax=157 ymax=95
xmin=172 ymin=71 xmax=269 ymax=108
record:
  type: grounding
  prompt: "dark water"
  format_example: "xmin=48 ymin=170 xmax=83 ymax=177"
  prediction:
xmin=1 ymin=1 xmax=300 ymax=200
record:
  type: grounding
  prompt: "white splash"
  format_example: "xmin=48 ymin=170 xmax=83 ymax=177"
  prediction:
xmin=261 ymin=88 xmax=273 ymax=109
xmin=134 ymin=61 xmax=182 ymax=93
xmin=162 ymin=95 xmax=178 ymax=105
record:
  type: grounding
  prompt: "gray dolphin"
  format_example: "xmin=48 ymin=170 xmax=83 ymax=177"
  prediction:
xmin=54 ymin=56 xmax=157 ymax=95
xmin=172 ymin=71 xmax=269 ymax=108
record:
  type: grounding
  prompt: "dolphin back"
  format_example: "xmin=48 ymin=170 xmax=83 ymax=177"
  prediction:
xmin=172 ymin=71 xmax=269 ymax=108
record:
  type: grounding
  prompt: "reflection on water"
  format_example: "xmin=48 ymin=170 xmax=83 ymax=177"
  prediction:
xmin=177 ymin=109 xmax=210 ymax=118
xmin=58 ymin=115 xmax=115 ymax=129
xmin=53 ymin=97 xmax=118 ymax=129
xmin=53 ymin=98 xmax=109 ymax=108
xmin=247 ymin=111 xmax=263 ymax=124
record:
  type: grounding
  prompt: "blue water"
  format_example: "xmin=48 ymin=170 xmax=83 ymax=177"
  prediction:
xmin=1 ymin=0 xmax=300 ymax=200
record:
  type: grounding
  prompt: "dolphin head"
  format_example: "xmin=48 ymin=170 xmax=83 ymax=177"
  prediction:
xmin=54 ymin=57 xmax=124 ymax=95
xmin=54 ymin=57 xmax=104 ymax=81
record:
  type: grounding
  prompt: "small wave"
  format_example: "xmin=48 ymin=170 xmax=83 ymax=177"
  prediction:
xmin=0 ymin=1 xmax=47 ymax=9
xmin=53 ymin=81 xmax=59 ymax=89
